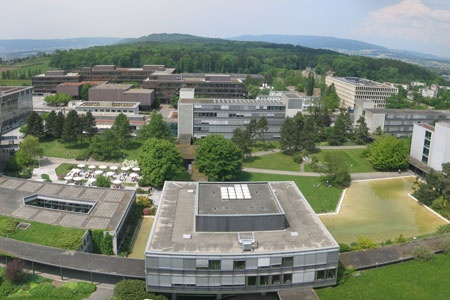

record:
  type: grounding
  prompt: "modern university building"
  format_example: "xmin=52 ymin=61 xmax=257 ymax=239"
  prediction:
xmin=145 ymin=181 xmax=339 ymax=299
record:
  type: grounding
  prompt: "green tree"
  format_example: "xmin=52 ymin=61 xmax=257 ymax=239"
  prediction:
xmin=90 ymin=129 xmax=123 ymax=161
xmin=137 ymin=111 xmax=173 ymax=141
xmin=353 ymin=116 xmax=371 ymax=145
xmin=112 ymin=113 xmax=132 ymax=148
xmin=322 ymin=151 xmax=351 ymax=188
xmin=138 ymin=138 xmax=189 ymax=187
xmin=95 ymin=175 xmax=111 ymax=188
xmin=367 ymin=134 xmax=410 ymax=171
xmin=231 ymin=127 xmax=252 ymax=157
xmin=80 ymin=84 xmax=92 ymax=100
xmin=280 ymin=112 xmax=317 ymax=154
xmin=55 ymin=111 xmax=65 ymax=139
xmin=25 ymin=111 xmax=44 ymax=137
xmin=328 ymin=110 xmax=351 ymax=146
xmin=81 ymin=111 xmax=97 ymax=142
xmin=306 ymin=72 xmax=315 ymax=96
xmin=16 ymin=135 xmax=43 ymax=167
xmin=170 ymin=94 xmax=179 ymax=109
xmin=195 ymin=134 xmax=243 ymax=181
xmin=61 ymin=110 xmax=81 ymax=144
xmin=44 ymin=93 xmax=72 ymax=107
xmin=45 ymin=110 xmax=59 ymax=139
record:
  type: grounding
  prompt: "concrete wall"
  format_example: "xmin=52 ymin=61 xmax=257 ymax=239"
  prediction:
xmin=178 ymin=102 xmax=194 ymax=137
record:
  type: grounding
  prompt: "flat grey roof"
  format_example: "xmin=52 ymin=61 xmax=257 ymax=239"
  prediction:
xmin=335 ymin=77 xmax=390 ymax=87
xmin=197 ymin=182 xmax=282 ymax=215
xmin=147 ymin=181 xmax=338 ymax=254
xmin=364 ymin=108 xmax=450 ymax=115
xmin=179 ymin=98 xmax=285 ymax=105
xmin=91 ymin=83 xmax=133 ymax=90
xmin=0 ymin=177 xmax=135 ymax=232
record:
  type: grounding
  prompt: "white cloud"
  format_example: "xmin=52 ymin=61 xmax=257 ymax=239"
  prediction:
xmin=358 ymin=0 xmax=450 ymax=55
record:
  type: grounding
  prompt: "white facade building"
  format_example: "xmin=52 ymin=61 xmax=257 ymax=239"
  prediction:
xmin=145 ymin=181 xmax=339 ymax=299
xmin=325 ymin=76 xmax=398 ymax=109
xmin=410 ymin=122 xmax=450 ymax=172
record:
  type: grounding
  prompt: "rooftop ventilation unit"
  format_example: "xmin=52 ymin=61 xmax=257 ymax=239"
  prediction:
xmin=238 ymin=232 xmax=257 ymax=252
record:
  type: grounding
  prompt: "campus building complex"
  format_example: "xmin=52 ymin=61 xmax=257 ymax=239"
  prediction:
xmin=0 ymin=177 xmax=136 ymax=254
xmin=0 ymin=86 xmax=33 ymax=132
xmin=362 ymin=108 xmax=450 ymax=137
xmin=32 ymin=65 xmax=260 ymax=105
xmin=177 ymin=89 xmax=318 ymax=140
xmin=410 ymin=122 xmax=450 ymax=173
xmin=325 ymin=76 xmax=398 ymax=110
xmin=88 ymin=83 xmax=154 ymax=110
xmin=145 ymin=181 xmax=339 ymax=299
xmin=178 ymin=91 xmax=286 ymax=140
xmin=142 ymin=73 xmax=261 ymax=103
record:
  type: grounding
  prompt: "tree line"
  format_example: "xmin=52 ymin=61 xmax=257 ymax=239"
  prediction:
xmin=48 ymin=38 xmax=442 ymax=85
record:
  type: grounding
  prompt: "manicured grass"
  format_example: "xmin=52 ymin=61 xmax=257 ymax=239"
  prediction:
xmin=304 ymin=148 xmax=375 ymax=173
xmin=55 ymin=163 xmax=76 ymax=178
xmin=239 ymin=172 xmax=342 ymax=213
xmin=40 ymin=138 xmax=90 ymax=159
xmin=243 ymin=152 xmax=300 ymax=172
xmin=316 ymin=254 xmax=450 ymax=300
xmin=0 ymin=216 xmax=85 ymax=250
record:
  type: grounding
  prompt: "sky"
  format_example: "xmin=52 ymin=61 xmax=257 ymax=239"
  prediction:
xmin=2 ymin=0 xmax=450 ymax=57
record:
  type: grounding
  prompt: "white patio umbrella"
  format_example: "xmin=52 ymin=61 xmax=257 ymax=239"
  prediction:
xmin=64 ymin=176 xmax=73 ymax=181
xmin=94 ymin=170 xmax=104 ymax=176
xmin=71 ymin=168 xmax=81 ymax=173
xmin=130 ymin=173 xmax=139 ymax=178
xmin=73 ymin=176 xmax=83 ymax=181
xmin=132 ymin=167 xmax=140 ymax=172
xmin=121 ymin=166 xmax=130 ymax=171
xmin=106 ymin=171 xmax=115 ymax=177
xmin=88 ymin=165 xmax=96 ymax=170
xmin=99 ymin=165 xmax=107 ymax=170
xmin=112 ymin=179 xmax=122 ymax=185
xmin=77 ymin=163 xmax=86 ymax=168
xmin=109 ymin=166 xmax=118 ymax=171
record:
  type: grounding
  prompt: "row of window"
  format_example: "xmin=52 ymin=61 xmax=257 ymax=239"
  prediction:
xmin=195 ymin=257 xmax=294 ymax=271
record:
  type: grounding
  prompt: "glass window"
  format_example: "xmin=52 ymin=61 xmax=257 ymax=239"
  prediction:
xmin=282 ymin=257 xmax=293 ymax=267
xmin=271 ymin=275 xmax=281 ymax=285
xmin=234 ymin=260 xmax=246 ymax=270
xmin=208 ymin=260 xmax=221 ymax=270
xmin=259 ymin=275 xmax=268 ymax=286
xmin=247 ymin=276 xmax=257 ymax=286
xmin=316 ymin=269 xmax=336 ymax=280
xmin=283 ymin=273 xmax=292 ymax=284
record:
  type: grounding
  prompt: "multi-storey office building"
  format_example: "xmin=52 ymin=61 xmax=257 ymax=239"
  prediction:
xmin=88 ymin=83 xmax=154 ymax=110
xmin=145 ymin=181 xmax=339 ymax=299
xmin=178 ymin=94 xmax=285 ymax=140
xmin=79 ymin=65 xmax=175 ymax=82
xmin=142 ymin=73 xmax=261 ymax=103
xmin=362 ymin=108 xmax=450 ymax=137
xmin=325 ymin=76 xmax=398 ymax=109
xmin=410 ymin=122 xmax=450 ymax=173
xmin=0 ymin=86 xmax=33 ymax=132
xmin=32 ymin=70 xmax=80 ymax=94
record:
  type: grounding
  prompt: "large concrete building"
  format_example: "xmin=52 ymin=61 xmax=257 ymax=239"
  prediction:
xmin=0 ymin=177 xmax=136 ymax=254
xmin=145 ymin=181 xmax=339 ymax=299
xmin=325 ymin=76 xmax=398 ymax=110
xmin=143 ymin=73 xmax=263 ymax=103
xmin=178 ymin=90 xmax=286 ymax=140
xmin=410 ymin=122 xmax=450 ymax=173
xmin=0 ymin=86 xmax=33 ymax=133
xmin=79 ymin=65 xmax=175 ymax=82
xmin=32 ymin=70 xmax=81 ymax=94
xmin=88 ymin=83 xmax=154 ymax=110
xmin=362 ymin=108 xmax=450 ymax=137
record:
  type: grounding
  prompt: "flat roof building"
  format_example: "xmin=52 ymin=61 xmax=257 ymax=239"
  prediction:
xmin=325 ymin=76 xmax=398 ymax=110
xmin=178 ymin=94 xmax=286 ymax=140
xmin=32 ymin=70 xmax=80 ymax=94
xmin=145 ymin=181 xmax=339 ymax=299
xmin=410 ymin=122 xmax=450 ymax=173
xmin=0 ymin=86 xmax=33 ymax=133
xmin=362 ymin=108 xmax=450 ymax=137
xmin=0 ymin=176 xmax=136 ymax=254
xmin=88 ymin=83 xmax=154 ymax=110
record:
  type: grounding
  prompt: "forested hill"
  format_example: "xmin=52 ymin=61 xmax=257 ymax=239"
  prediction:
xmin=49 ymin=33 xmax=440 ymax=84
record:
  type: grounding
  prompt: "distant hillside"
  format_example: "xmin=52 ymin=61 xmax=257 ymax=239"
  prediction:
xmin=118 ymin=33 xmax=225 ymax=44
xmin=229 ymin=34 xmax=450 ymax=64
xmin=0 ymin=37 xmax=122 ymax=59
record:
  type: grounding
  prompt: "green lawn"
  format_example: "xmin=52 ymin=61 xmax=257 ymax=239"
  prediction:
xmin=243 ymin=152 xmax=300 ymax=172
xmin=305 ymin=148 xmax=375 ymax=173
xmin=0 ymin=216 xmax=85 ymax=250
xmin=40 ymin=138 xmax=90 ymax=160
xmin=316 ymin=254 xmax=450 ymax=300
xmin=239 ymin=172 xmax=342 ymax=213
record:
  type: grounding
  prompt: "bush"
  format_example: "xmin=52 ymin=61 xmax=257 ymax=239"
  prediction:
xmin=292 ymin=152 xmax=303 ymax=164
xmin=412 ymin=245 xmax=434 ymax=261
xmin=357 ymin=236 xmax=376 ymax=250
xmin=442 ymin=237 xmax=450 ymax=254
xmin=0 ymin=281 xmax=16 ymax=298
xmin=395 ymin=234 xmax=407 ymax=243
xmin=136 ymin=196 xmax=152 ymax=208
xmin=4 ymin=259 xmax=26 ymax=283
xmin=72 ymin=282 xmax=97 ymax=294
xmin=29 ymin=283 xmax=56 ymax=297
xmin=436 ymin=224 xmax=450 ymax=234
xmin=339 ymin=243 xmax=353 ymax=253
xmin=114 ymin=279 xmax=168 ymax=300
